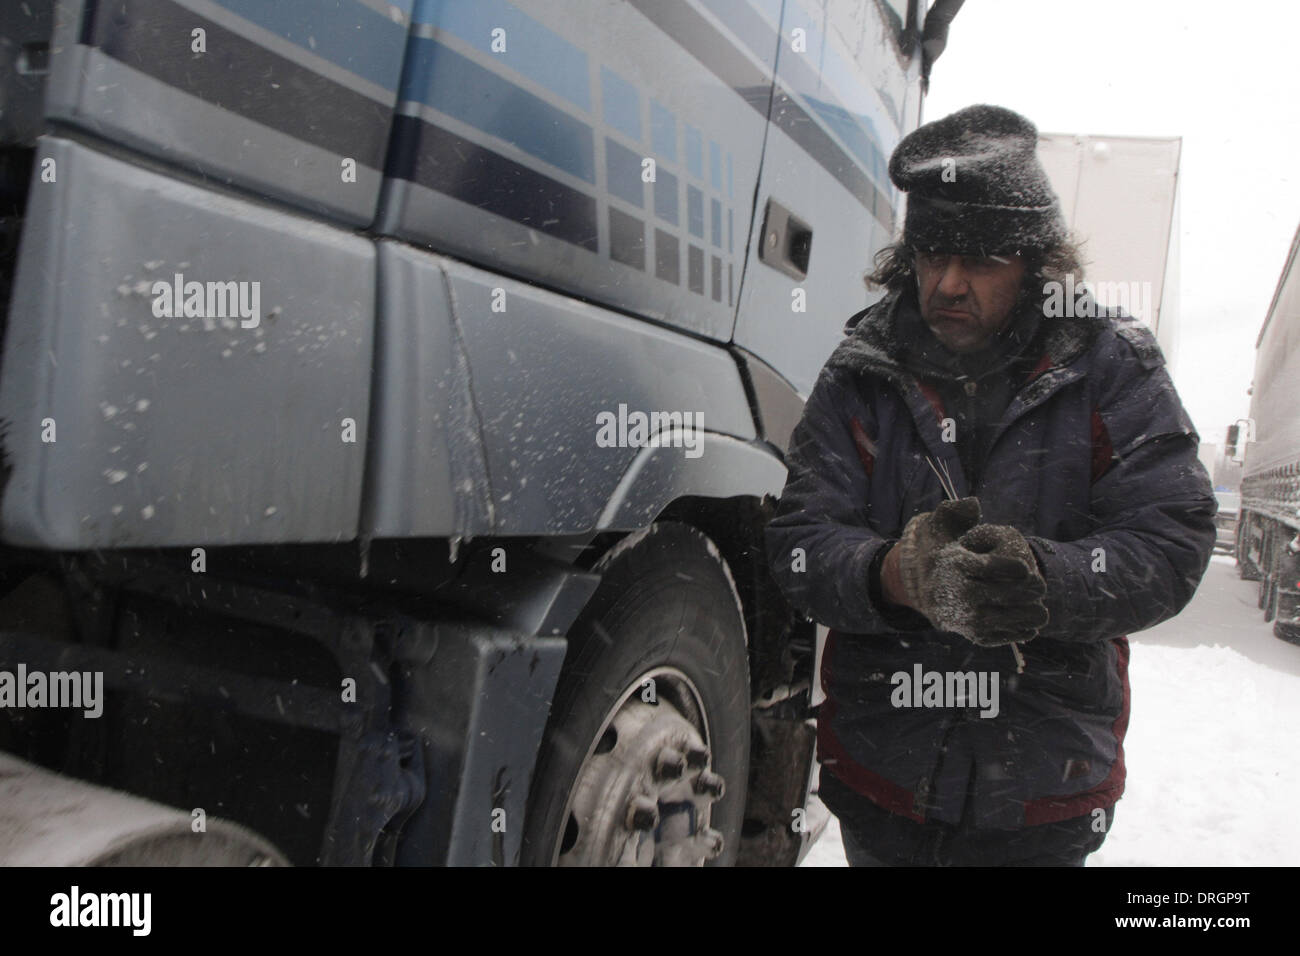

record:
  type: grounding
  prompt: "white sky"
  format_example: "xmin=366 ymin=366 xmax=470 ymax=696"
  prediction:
xmin=920 ymin=0 xmax=1300 ymax=444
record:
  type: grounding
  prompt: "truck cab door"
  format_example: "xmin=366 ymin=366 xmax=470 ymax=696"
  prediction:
xmin=731 ymin=0 xmax=924 ymax=398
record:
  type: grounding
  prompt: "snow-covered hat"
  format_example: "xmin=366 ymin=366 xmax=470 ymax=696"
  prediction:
xmin=889 ymin=104 xmax=1068 ymax=256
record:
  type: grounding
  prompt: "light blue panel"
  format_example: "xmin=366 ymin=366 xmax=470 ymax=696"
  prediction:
xmin=651 ymin=100 xmax=677 ymax=162
xmin=412 ymin=0 xmax=590 ymax=111
xmin=213 ymin=0 xmax=408 ymax=91
xmin=685 ymin=124 xmax=703 ymax=180
xmin=601 ymin=65 xmax=642 ymax=142
xmin=400 ymin=38 xmax=595 ymax=183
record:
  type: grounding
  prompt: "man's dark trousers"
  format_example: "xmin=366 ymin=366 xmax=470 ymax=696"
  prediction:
xmin=821 ymin=769 xmax=1113 ymax=866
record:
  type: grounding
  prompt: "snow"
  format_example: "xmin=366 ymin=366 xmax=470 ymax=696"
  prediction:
xmin=799 ymin=555 xmax=1300 ymax=866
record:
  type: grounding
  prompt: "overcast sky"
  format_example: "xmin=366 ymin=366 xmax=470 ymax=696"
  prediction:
xmin=919 ymin=0 xmax=1300 ymax=445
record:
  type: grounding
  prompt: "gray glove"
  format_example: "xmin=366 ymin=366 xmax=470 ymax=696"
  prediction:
xmin=894 ymin=497 xmax=983 ymax=610
xmin=927 ymin=523 xmax=1049 ymax=645
xmin=894 ymin=499 xmax=1049 ymax=645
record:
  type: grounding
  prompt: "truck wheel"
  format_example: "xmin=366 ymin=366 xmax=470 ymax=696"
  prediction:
xmin=1276 ymin=620 xmax=1300 ymax=646
xmin=1261 ymin=526 xmax=1282 ymax=618
xmin=1237 ymin=514 xmax=1262 ymax=580
xmin=1257 ymin=523 xmax=1274 ymax=605
xmin=1264 ymin=578 xmax=1278 ymax=622
xmin=520 ymin=521 xmax=749 ymax=866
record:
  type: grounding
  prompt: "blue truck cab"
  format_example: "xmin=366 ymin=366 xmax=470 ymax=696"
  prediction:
xmin=0 ymin=0 xmax=957 ymax=865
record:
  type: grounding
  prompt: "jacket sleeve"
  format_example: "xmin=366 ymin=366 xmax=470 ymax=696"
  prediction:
xmin=1025 ymin=327 xmax=1217 ymax=643
xmin=764 ymin=365 xmax=930 ymax=634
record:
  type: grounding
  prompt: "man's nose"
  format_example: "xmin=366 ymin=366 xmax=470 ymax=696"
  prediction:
xmin=935 ymin=258 xmax=971 ymax=298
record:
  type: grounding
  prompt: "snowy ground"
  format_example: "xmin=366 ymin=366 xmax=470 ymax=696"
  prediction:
xmin=799 ymin=555 xmax=1300 ymax=866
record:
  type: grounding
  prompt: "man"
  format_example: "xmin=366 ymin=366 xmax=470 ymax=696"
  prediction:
xmin=765 ymin=104 xmax=1216 ymax=866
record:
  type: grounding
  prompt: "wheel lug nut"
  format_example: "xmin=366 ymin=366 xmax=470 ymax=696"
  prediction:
xmin=701 ymin=827 xmax=724 ymax=859
xmin=693 ymin=770 xmax=725 ymax=799
xmin=627 ymin=795 xmax=659 ymax=831
xmin=654 ymin=747 xmax=686 ymax=780
xmin=685 ymin=745 xmax=709 ymax=769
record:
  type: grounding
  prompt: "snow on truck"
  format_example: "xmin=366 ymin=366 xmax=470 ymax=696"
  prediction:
xmin=0 ymin=0 xmax=962 ymax=865
xmin=1236 ymin=223 xmax=1300 ymax=645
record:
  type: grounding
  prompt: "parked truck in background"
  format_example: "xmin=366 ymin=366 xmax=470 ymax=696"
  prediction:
xmin=1034 ymin=137 xmax=1266 ymax=567
xmin=1236 ymin=223 xmax=1300 ymax=645
xmin=1035 ymin=132 xmax=1182 ymax=371
xmin=0 ymin=0 xmax=962 ymax=865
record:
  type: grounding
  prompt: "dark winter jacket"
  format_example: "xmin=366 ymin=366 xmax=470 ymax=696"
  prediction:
xmin=765 ymin=287 xmax=1216 ymax=829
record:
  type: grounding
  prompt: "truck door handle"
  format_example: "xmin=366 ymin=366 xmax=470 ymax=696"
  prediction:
xmin=758 ymin=198 xmax=813 ymax=280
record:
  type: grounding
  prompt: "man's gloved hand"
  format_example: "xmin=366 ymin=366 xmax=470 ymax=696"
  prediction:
xmin=885 ymin=497 xmax=983 ymax=610
xmin=881 ymin=499 xmax=1049 ymax=645
xmin=929 ymin=523 xmax=1050 ymax=645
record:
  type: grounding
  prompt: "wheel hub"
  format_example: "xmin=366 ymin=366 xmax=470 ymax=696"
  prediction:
xmin=557 ymin=671 xmax=725 ymax=866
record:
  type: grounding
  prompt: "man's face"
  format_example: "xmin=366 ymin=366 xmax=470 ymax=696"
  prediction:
xmin=913 ymin=251 xmax=1028 ymax=353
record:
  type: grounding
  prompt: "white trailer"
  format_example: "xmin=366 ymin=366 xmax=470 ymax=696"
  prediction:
xmin=1036 ymin=133 xmax=1182 ymax=373
xmin=1236 ymin=223 xmax=1300 ymax=644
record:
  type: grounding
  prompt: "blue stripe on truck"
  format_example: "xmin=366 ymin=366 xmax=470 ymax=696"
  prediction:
xmin=412 ymin=0 xmax=591 ymax=112
xmin=386 ymin=114 xmax=599 ymax=252
xmin=600 ymin=66 xmax=642 ymax=143
xmin=399 ymin=36 xmax=596 ymax=185
xmin=84 ymin=0 xmax=393 ymax=168
xmin=211 ymin=0 xmax=408 ymax=92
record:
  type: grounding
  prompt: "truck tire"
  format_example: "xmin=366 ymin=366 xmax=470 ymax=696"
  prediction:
xmin=1237 ymin=514 xmax=1262 ymax=581
xmin=1271 ymin=541 xmax=1300 ymax=642
xmin=1257 ymin=525 xmax=1272 ymax=608
xmin=1261 ymin=523 xmax=1281 ymax=617
xmin=520 ymin=521 xmax=749 ymax=866
xmin=1276 ymin=620 xmax=1300 ymax=646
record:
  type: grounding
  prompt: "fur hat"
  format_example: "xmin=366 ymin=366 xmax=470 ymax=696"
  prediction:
xmin=889 ymin=104 xmax=1068 ymax=256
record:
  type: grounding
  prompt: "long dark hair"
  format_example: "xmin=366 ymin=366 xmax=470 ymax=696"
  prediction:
xmin=864 ymin=235 xmax=1088 ymax=306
